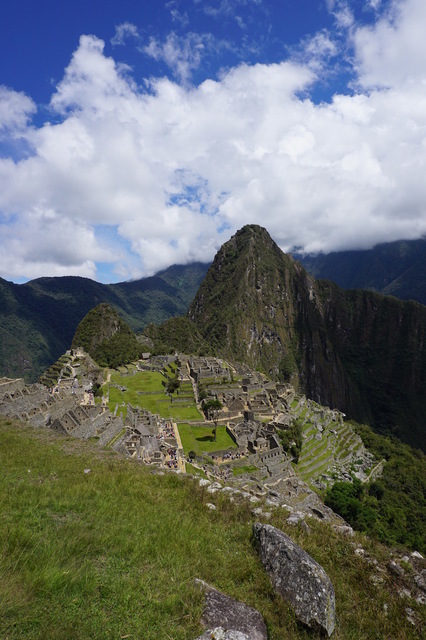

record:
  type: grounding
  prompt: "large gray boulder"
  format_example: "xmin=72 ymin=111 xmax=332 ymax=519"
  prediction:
xmin=196 ymin=629 xmax=250 ymax=640
xmin=253 ymin=523 xmax=335 ymax=636
xmin=194 ymin=579 xmax=268 ymax=640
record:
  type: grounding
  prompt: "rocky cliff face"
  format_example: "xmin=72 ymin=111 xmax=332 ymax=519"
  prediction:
xmin=317 ymin=280 xmax=426 ymax=447
xmin=188 ymin=225 xmax=426 ymax=450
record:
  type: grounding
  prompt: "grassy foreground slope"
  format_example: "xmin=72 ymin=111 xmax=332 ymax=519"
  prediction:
xmin=1 ymin=418 xmax=423 ymax=640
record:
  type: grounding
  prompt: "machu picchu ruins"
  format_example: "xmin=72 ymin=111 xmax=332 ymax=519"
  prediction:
xmin=0 ymin=348 xmax=382 ymax=526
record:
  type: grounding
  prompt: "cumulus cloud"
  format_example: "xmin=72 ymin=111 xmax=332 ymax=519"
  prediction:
xmin=1 ymin=0 xmax=426 ymax=282
xmin=354 ymin=0 xmax=426 ymax=88
xmin=0 ymin=86 xmax=36 ymax=133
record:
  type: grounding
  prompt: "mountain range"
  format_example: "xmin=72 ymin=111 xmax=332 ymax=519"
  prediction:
xmin=293 ymin=237 xmax=426 ymax=305
xmin=0 ymin=263 xmax=209 ymax=382
xmin=1 ymin=226 xmax=425 ymax=451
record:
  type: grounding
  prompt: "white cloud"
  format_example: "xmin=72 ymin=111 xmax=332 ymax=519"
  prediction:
xmin=0 ymin=86 xmax=36 ymax=133
xmin=367 ymin=0 xmax=383 ymax=10
xmin=292 ymin=30 xmax=338 ymax=73
xmin=111 ymin=22 xmax=139 ymax=47
xmin=197 ymin=0 xmax=262 ymax=19
xmin=326 ymin=0 xmax=355 ymax=30
xmin=354 ymin=0 xmax=426 ymax=88
xmin=142 ymin=32 xmax=216 ymax=84
xmin=1 ymin=0 xmax=426 ymax=282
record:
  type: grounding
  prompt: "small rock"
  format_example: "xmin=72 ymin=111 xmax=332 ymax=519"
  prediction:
xmin=411 ymin=551 xmax=424 ymax=560
xmin=206 ymin=503 xmax=217 ymax=511
xmin=249 ymin=496 xmax=260 ymax=504
xmin=300 ymin=520 xmax=311 ymax=534
xmin=414 ymin=569 xmax=426 ymax=591
xmin=265 ymin=498 xmax=279 ymax=508
xmin=287 ymin=513 xmax=304 ymax=526
xmin=388 ymin=561 xmax=404 ymax=577
xmin=281 ymin=504 xmax=293 ymax=512
xmin=251 ymin=508 xmax=263 ymax=517
xmin=398 ymin=588 xmax=411 ymax=599
xmin=207 ymin=482 xmax=222 ymax=494
xmin=405 ymin=607 xmax=416 ymax=626
xmin=333 ymin=524 xmax=354 ymax=537
xmin=83 ymin=468 xmax=91 ymax=474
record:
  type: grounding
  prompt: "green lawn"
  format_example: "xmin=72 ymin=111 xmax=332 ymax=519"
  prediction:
xmin=110 ymin=370 xmax=166 ymax=392
xmin=168 ymin=404 xmax=203 ymax=421
xmin=106 ymin=371 xmax=202 ymax=421
xmin=178 ymin=424 xmax=237 ymax=456
xmin=233 ymin=465 xmax=259 ymax=476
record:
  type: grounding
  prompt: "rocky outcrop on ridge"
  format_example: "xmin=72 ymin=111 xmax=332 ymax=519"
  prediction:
xmin=253 ymin=523 xmax=336 ymax=636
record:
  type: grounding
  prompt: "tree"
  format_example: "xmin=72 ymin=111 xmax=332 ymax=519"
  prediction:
xmin=278 ymin=418 xmax=303 ymax=462
xmin=165 ymin=376 xmax=180 ymax=395
xmin=202 ymin=398 xmax=222 ymax=441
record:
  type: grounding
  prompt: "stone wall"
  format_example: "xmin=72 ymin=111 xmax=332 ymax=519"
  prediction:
xmin=97 ymin=417 xmax=124 ymax=447
xmin=0 ymin=378 xmax=25 ymax=401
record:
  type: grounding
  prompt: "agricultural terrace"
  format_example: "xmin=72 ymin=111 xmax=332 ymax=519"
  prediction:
xmin=106 ymin=370 xmax=202 ymax=422
xmin=178 ymin=423 xmax=237 ymax=457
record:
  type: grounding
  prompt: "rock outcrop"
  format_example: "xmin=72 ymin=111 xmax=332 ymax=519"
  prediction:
xmin=195 ymin=579 xmax=267 ymax=640
xmin=253 ymin=523 xmax=335 ymax=636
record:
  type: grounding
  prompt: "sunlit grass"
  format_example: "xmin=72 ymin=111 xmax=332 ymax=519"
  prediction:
xmin=0 ymin=418 xmax=422 ymax=640
xmin=178 ymin=424 xmax=237 ymax=456
xmin=106 ymin=371 xmax=203 ymax=421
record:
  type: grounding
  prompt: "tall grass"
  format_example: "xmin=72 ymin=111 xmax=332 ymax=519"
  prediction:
xmin=0 ymin=418 xmax=423 ymax=639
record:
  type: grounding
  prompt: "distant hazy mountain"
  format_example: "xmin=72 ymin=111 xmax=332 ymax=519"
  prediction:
xmin=293 ymin=238 xmax=426 ymax=305
xmin=0 ymin=263 xmax=209 ymax=382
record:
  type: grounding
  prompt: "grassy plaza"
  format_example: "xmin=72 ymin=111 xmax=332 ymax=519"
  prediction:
xmin=106 ymin=370 xmax=203 ymax=422
xmin=178 ymin=423 xmax=237 ymax=456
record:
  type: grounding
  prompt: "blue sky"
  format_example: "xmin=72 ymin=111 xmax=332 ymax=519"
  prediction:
xmin=1 ymin=0 xmax=425 ymax=283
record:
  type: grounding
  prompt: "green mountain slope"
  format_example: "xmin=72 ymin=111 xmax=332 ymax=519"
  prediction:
xmin=0 ymin=263 xmax=209 ymax=382
xmin=293 ymin=238 xmax=426 ymax=305
xmin=71 ymin=303 xmax=143 ymax=368
xmin=188 ymin=225 xmax=426 ymax=450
